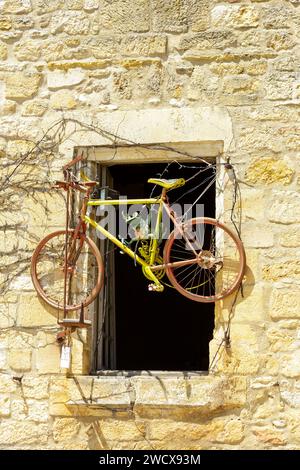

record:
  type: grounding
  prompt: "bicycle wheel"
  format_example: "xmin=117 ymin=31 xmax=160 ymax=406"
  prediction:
xmin=164 ymin=217 xmax=246 ymax=303
xmin=31 ymin=230 xmax=104 ymax=311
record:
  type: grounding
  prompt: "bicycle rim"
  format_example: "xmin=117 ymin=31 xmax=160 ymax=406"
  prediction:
xmin=31 ymin=230 xmax=104 ymax=311
xmin=164 ymin=217 xmax=246 ymax=303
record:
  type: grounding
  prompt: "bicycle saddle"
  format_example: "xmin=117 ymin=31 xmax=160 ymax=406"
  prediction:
xmin=147 ymin=178 xmax=186 ymax=190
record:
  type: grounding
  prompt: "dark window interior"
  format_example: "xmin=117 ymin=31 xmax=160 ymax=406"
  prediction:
xmin=95 ymin=162 xmax=215 ymax=372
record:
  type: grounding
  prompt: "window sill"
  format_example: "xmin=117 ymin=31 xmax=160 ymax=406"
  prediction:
xmin=49 ymin=374 xmax=247 ymax=417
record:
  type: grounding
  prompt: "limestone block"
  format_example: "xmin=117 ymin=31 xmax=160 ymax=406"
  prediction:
xmin=262 ymin=6 xmax=293 ymax=29
xmin=253 ymin=397 xmax=282 ymax=420
xmin=242 ymin=223 xmax=274 ymax=248
xmin=0 ymin=421 xmax=48 ymax=446
xmin=281 ymin=390 xmax=300 ymax=409
xmin=35 ymin=1 xmax=62 ymax=14
xmin=270 ymin=289 xmax=300 ymax=319
xmin=120 ymin=34 xmax=167 ymax=57
xmin=6 ymin=139 xmax=36 ymax=159
xmin=214 ymin=418 xmax=244 ymax=444
xmin=221 ymin=76 xmax=261 ymax=104
xmin=27 ymin=399 xmax=49 ymax=422
xmin=0 ymin=395 xmax=10 ymax=417
xmin=36 ymin=344 xmax=61 ymax=373
xmin=0 ymin=100 xmax=16 ymax=114
xmin=0 ymin=347 xmax=7 ymax=369
xmin=267 ymin=191 xmax=300 ymax=224
xmin=187 ymin=65 xmax=218 ymax=101
xmin=280 ymin=231 xmax=300 ymax=248
xmin=22 ymin=190 xmax=66 ymax=229
xmin=64 ymin=38 xmax=81 ymax=48
xmin=288 ymin=420 xmax=300 ymax=445
xmin=21 ymin=99 xmax=48 ymax=116
xmin=47 ymin=70 xmax=85 ymax=89
xmin=266 ymin=327 xmax=296 ymax=352
xmin=85 ymin=36 xmax=119 ymax=59
xmin=265 ymin=72 xmax=295 ymax=100
xmin=239 ymin=30 xmax=294 ymax=51
xmin=53 ymin=418 xmax=80 ymax=442
xmin=0 ymin=16 xmax=12 ymax=30
xmin=186 ymin=0 xmax=210 ymax=32
xmin=14 ymin=40 xmax=41 ymax=61
xmin=259 ymin=355 xmax=279 ymax=376
xmin=178 ymin=31 xmax=234 ymax=52
xmin=98 ymin=419 xmax=145 ymax=442
xmin=282 ymin=351 xmax=300 ymax=378
xmin=239 ymin=125 xmax=282 ymax=153
xmin=241 ymin=189 xmax=266 ymax=221
xmin=266 ymin=31 xmax=295 ymax=51
xmin=223 ymin=284 xmax=266 ymax=323
xmin=211 ymin=60 xmax=267 ymax=77
xmin=152 ymin=0 xmax=187 ymax=33
xmin=0 ymin=41 xmax=7 ymax=60
xmin=14 ymin=16 xmax=34 ymax=30
xmin=69 ymin=337 xmax=88 ymax=375
xmin=5 ymin=72 xmax=42 ymax=100
xmin=10 ymin=275 xmax=36 ymax=292
xmin=16 ymin=294 xmax=57 ymax=327
xmin=0 ymin=1 xmax=32 ymax=14
xmin=66 ymin=0 xmax=83 ymax=8
xmin=22 ymin=376 xmax=49 ymax=399
xmin=277 ymin=126 xmax=299 ymax=151
xmin=50 ymin=90 xmax=77 ymax=109
xmin=84 ymin=0 xmax=99 ymax=11
xmin=49 ymin=11 xmax=90 ymax=36
xmin=49 ymin=377 xmax=69 ymax=406
xmin=66 ymin=376 xmax=131 ymax=406
xmin=264 ymin=261 xmax=300 ymax=281
xmin=7 ymin=330 xmax=34 ymax=349
xmin=216 ymin=324 xmax=261 ymax=375
xmin=42 ymin=40 xmax=65 ymax=62
xmin=0 ymin=303 xmax=17 ymax=328
xmin=98 ymin=0 xmax=150 ymax=33
xmin=253 ymin=428 xmax=287 ymax=446
xmin=245 ymin=157 xmax=294 ymax=186
xmin=0 ymin=375 xmax=16 ymax=393
xmin=246 ymin=60 xmax=268 ymax=75
xmin=8 ymin=349 xmax=32 ymax=371
xmin=133 ymin=375 xmax=239 ymax=413
xmin=210 ymin=62 xmax=244 ymax=77
xmin=211 ymin=5 xmax=260 ymax=28
xmin=47 ymin=59 xmax=111 ymax=71
xmin=147 ymin=418 xmax=224 ymax=442
xmin=273 ymin=56 xmax=296 ymax=72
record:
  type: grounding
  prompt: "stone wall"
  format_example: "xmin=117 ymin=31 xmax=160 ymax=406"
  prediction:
xmin=0 ymin=0 xmax=300 ymax=450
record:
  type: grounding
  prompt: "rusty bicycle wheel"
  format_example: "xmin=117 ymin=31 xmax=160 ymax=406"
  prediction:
xmin=164 ymin=217 xmax=246 ymax=303
xmin=31 ymin=230 xmax=104 ymax=311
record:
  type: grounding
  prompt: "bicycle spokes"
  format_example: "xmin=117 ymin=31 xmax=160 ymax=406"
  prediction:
xmin=164 ymin=218 xmax=245 ymax=302
xmin=32 ymin=230 xmax=103 ymax=311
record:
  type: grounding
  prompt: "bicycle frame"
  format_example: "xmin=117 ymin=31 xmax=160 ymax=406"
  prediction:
xmin=81 ymin=189 xmax=198 ymax=291
xmin=59 ymin=154 xmax=200 ymax=292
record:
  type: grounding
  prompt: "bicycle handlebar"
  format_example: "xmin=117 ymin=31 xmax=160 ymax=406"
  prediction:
xmin=63 ymin=154 xmax=84 ymax=171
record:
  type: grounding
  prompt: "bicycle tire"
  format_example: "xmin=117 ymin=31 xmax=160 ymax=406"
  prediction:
xmin=163 ymin=217 xmax=246 ymax=303
xmin=31 ymin=229 xmax=104 ymax=311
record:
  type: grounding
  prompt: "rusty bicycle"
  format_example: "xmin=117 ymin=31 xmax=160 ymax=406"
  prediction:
xmin=30 ymin=155 xmax=246 ymax=325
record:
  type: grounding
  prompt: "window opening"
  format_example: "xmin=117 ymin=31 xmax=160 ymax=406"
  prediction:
xmin=93 ymin=162 xmax=216 ymax=372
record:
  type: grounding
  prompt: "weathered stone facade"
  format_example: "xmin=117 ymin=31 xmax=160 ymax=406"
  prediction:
xmin=0 ymin=0 xmax=299 ymax=450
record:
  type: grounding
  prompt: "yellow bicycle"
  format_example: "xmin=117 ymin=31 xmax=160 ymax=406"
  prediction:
xmin=31 ymin=155 xmax=246 ymax=319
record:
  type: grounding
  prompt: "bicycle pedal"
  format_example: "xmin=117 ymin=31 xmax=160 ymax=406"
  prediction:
xmin=148 ymin=283 xmax=163 ymax=292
